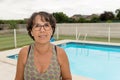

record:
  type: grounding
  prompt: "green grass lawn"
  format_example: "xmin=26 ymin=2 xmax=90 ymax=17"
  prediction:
xmin=1 ymin=34 xmax=120 ymax=51
xmin=0 ymin=33 xmax=33 ymax=51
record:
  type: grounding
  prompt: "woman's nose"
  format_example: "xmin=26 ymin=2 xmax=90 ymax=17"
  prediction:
xmin=40 ymin=26 xmax=45 ymax=32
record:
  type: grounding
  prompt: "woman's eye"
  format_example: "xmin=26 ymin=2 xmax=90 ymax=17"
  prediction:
xmin=44 ymin=24 xmax=49 ymax=27
xmin=35 ymin=24 xmax=39 ymax=27
xmin=35 ymin=24 xmax=40 ymax=27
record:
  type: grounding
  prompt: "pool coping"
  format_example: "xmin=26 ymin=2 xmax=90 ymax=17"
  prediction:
xmin=1 ymin=39 xmax=120 ymax=80
xmin=1 ymin=39 xmax=120 ymax=65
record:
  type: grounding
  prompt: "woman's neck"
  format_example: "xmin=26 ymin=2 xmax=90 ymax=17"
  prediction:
xmin=34 ymin=42 xmax=51 ymax=54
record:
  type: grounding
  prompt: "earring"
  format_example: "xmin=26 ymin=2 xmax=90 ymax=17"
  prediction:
xmin=31 ymin=32 xmax=33 ymax=36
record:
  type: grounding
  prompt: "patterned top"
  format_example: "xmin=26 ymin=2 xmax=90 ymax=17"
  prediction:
xmin=24 ymin=44 xmax=61 ymax=80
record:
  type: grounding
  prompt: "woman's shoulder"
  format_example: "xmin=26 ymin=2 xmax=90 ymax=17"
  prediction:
xmin=56 ymin=45 xmax=66 ymax=55
xmin=18 ymin=45 xmax=30 ymax=64
xmin=55 ymin=45 xmax=68 ymax=64
xmin=19 ymin=45 xmax=30 ymax=55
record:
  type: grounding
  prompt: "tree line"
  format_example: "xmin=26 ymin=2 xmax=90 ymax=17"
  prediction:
xmin=0 ymin=20 xmax=26 ymax=29
xmin=52 ymin=8 xmax=120 ymax=23
xmin=0 ymin=8 xmax=120 ymax=29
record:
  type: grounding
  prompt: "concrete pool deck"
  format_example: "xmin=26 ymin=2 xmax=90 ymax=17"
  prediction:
xmin=1 ymin=40 xmax=120 ymax=80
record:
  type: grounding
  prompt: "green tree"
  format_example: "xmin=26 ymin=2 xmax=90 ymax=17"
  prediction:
xmin=100 ymin=11 xmax=115 ymax=21
xmin=77 ymin=18 xmax=86 ymax=23
xmin=67 ymin=18 xmax=76 ymax=23
xmin=115 ymin=8 xmax=120 ymax=20
xmin=90 ymin=16 xmax=100 ymax=22
xmin=53 ymin=12 xmax=69 ymax=23
xmin=0 ymin=20 xmax=5 ymax=24
xmin=7 ymin=20 xmax=17 ymax=29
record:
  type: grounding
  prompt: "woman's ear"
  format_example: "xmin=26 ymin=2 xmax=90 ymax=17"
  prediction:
xmin=31 ymin=31 xmax=34 ymax=37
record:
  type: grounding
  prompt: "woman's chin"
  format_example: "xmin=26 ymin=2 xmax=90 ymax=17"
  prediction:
xmin=36 ymin=40 xmax=50 ymax=44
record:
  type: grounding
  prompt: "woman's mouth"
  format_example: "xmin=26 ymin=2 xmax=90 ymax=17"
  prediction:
xmin=38 ymin=35 xmax=47 ymax=38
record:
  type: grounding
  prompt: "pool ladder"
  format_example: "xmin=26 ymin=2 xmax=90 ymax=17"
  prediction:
xmin=77 ymin=33 xmax=87 ymax=41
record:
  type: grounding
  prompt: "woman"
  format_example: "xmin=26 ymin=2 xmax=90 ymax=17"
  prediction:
xmin=15 ymin=11 xmax=72 ymax=80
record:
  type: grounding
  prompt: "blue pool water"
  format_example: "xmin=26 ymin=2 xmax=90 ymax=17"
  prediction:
xmin=59 ymin=42 xmax=120 ymax=80
xmin=7 ymin=54 xmax=18 ymax=60
xmin=8 ymin=42 xmax=120 ymax=80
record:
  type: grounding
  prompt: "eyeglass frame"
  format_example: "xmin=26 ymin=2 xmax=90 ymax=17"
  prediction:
xmin=32 ymin=22 xmax=52 ymax=31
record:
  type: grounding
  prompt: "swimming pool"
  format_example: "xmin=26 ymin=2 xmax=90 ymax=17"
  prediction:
xmin=59 ymin=42 xmax=120 ymax=80
xmin=7 ymin=42 xmax=120 ymax=80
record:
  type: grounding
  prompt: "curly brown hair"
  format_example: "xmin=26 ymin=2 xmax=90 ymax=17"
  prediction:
xmin=26 ymin=11 xmax=56 ymax=40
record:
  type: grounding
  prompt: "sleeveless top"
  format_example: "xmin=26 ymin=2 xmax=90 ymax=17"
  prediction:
xmin=24 ymin=44 xmax=61 ymax=80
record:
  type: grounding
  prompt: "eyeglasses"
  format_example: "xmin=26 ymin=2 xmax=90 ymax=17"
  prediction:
xmin=33 ymin=23 xmax=51 ymax=31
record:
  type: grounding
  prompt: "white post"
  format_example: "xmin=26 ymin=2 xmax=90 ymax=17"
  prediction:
xmin=56 ymin=26 xmax=59 ymax=40
xmin=78 ymin=33 xmax=80 ymax=40
xmin=84 ymin=33 xmax=87 ymax=41
xmin=14 ymin=29 xmax=17 ymax=48
xmin=108 ymin=26 xmax=110 ymax=43
xmin=76 ymin=26 xmax=78 ymax=40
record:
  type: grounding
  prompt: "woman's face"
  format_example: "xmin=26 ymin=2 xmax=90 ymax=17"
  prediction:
xmin=31 ymin=15 xmax=52 ymax=44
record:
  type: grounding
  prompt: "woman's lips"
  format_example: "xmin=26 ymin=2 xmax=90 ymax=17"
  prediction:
xmin=38 ymin=35 xmax=47 ymax=38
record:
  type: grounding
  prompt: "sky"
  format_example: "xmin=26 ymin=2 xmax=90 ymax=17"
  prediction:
xmin=0 ymin=0 xmax=120 ymax=20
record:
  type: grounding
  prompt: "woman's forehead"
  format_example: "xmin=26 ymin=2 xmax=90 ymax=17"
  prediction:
xmin=34 ymin=15 xmax=48 ymax=22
